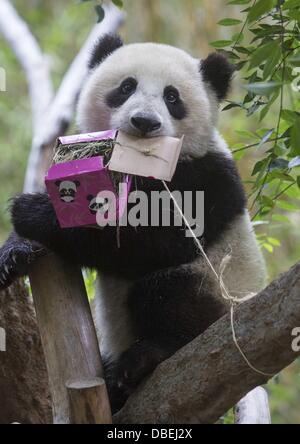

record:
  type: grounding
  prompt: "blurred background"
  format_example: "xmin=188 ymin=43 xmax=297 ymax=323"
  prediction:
xmin=0 ymin=0 xmax=299 ymax=423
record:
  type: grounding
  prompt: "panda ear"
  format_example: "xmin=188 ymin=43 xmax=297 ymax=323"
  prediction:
xmin=89 ymin=34 xmax=123 ymax=70
xmin=55 ymin=181 xmax=61 ymax=187
xmin=87 ymin=195 xmax=93 ymax=202
xmin=200 ymin=53 xmax=235 ymax=101
xmin=75 ymin=181 xmax=80 ymax=187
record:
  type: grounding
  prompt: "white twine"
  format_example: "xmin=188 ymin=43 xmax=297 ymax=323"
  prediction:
xmin=162 ymin=180 xmax=274 ymax=378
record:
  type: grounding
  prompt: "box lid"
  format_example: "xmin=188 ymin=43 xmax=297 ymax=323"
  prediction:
xmin=46 ymin=156 xmax=105 ymax=181
xmin=58 ymin=129 xmax=118 ymax=146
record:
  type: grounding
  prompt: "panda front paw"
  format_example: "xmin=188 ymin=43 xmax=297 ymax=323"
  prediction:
xmin=11 ymin=193 xmax=55 ymax=242
xmin=0 ymin=235 xmax=46 ymax=291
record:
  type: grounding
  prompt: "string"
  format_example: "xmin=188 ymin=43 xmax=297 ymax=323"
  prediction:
xmin=162 ymin=180 xmax=274 ymax=378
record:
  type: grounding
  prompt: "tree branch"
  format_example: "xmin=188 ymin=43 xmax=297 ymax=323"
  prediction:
xmin=0 ymin=0 xmax=125 ymax=193
xmin=115 ymin=262 xmax=300 ymax=424
xmin=24 ymin=2 xmax=125 ymax=193
xmin=0 ymin=0 xmax=53 ymax=132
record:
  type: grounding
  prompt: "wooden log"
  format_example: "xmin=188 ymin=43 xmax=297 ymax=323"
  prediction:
xmin=67 ymin=378 xmax=112 ymax=424
xmin=29 ymin=253 xmax=112 ymax=424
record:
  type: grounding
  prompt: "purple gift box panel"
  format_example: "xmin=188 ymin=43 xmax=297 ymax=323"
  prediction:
xmin=45 ymin=156 xmax=131 ymax=229
xmin=58 ymin=129 xmax=118 ymax=146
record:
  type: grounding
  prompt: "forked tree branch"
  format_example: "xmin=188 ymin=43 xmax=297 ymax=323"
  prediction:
xmin=0 ymin=0 xmax=53 ymax=131
xmin=115 ymin=262 xmax=300 ymax=424
xmin=0 ymin=0 xmax=125 ymax=193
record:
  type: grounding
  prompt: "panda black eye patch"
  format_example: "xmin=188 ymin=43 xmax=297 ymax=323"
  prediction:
xmin=163 ymin=86 xmax=187 ymax=120
xmin=106 ymin=77 xmax=137 ymax=108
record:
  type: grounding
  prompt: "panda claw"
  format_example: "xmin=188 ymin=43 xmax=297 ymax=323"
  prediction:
xmin=0 ymin=237 xmax=46 ymax=290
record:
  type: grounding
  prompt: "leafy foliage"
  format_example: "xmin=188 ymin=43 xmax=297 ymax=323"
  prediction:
xmin=214 ymin=0 xmax=300 ymax=254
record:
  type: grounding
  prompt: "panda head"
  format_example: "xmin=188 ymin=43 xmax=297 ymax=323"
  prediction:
xmin=56 ymin=180 xmax=80 ymax=203
xmin=77 ymin=35 xmax=235 ymax=156
xmin=87 ymin=195 xmax=110 ymax=216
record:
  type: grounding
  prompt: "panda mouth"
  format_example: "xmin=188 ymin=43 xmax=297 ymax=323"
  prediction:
xmin=61 ymin=196 xmax=75 ymax=203
xmin=121 ymin=126 xmax=164 ymax=139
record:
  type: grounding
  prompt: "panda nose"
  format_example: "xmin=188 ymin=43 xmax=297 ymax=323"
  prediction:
xmin=131 ymin=116 xmax=161 ymax=134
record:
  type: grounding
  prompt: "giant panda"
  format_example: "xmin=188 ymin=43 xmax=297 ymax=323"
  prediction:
xmin=0 ymin=35 xmax=267 ymax=413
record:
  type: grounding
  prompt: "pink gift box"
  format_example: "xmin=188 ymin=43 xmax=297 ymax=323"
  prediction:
xmin=45 ymin=155 xmax=131 ymax=229
xmin=45 ymin=128 xmax=183 ymax=229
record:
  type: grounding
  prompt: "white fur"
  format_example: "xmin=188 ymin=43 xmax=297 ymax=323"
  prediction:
xmin=206 ymin=211 xmax=267 ymax=299
xmin=94 ymin=275 xmax=134 ymax=362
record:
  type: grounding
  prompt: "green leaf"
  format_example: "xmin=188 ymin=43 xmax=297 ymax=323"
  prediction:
xmin=252 ymin=159 xmax=267 ymax=176
xmin=269 ymin=171 xmax=295 ymax=182
xmin=210 ymin=40 xmax=232 ymax=48
xmin=267 ymin=237 xmax=281 ymax=247
xmin=228 ymin=0 xmax=251 ymax=4
xmin=281 ymin=109 xmax=299 ymax=125
xmin=249 ymin=41 xmax=279 ymax=69
xmin=289 ymin=8 xmax=300 ymax=20
xmin=222 ymin=101 xmax=245 ymax=111
xmin=277 ymin=200 xmax=300 ymax=211
xmin=236 ymin=129 xmax=259 ymax=139
xmin=259 ymin=90 xmax=280 ymax=121
xmin=248 ymin=0 xmax=276 ymax=23
xmin=272 ymin=214 xmax=290 ymax=223
xmin=297 ymin=176 xmax=300 ymax=189
xmin=245 ymin=81 xmax=281 ymax=96
xmin=95 ymin=4 xmax=105 ymax=23
xmin=263 ymin=243 xmax=274 ymax=253
xmin=263 ymin=44 xmax=281 ymax=79
xmin=234 ymin=46 xmax=252 ymax=55
xmin=260 ymin=196 xmax=275 ymax=208
xmin=291 ymin=119 xmax=300 ymax=155
xmin=112 ymin=0 xmax=123 ymax=7
xmin=218 ymin=18 xmax=242 ymax=26
xmin=269 ymin=158 xmax=289 ymax=171
xmin=282 ymin=0 xmax=300 ymax=10
xmin=289 ymin=157 xmax=300 ymax=169
xmin=247 ymin=101 xmax=264 ymax=117
xmin=258 ymin=129 xmax=274 ymax=148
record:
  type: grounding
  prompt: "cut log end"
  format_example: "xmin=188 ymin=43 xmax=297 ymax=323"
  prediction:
xmin=67 ymin=377 xmax=112 ymax=424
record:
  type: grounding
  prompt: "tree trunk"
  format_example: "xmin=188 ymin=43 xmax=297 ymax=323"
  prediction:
xmin=115 ymin=262 xmax=300 ymax=424
xmin=0 ymin=281 xmax=51 ymax=424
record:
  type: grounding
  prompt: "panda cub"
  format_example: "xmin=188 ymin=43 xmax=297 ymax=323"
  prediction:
xmin=0 ymin=35 xmax=266 ymax=412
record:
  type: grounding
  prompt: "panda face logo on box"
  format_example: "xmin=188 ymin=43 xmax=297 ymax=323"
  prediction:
xmin=55 ymin=180 xmax=80 ymax=203
xmin=87 ymin=195 xmax=110 ymax=216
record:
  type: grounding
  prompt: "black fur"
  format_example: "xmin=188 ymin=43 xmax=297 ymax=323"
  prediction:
xmin=89 ymin=34 xmax=123 ymax=70
xmin=106 ymin=77 xmax=137 ymax=109
xmin=164 ymin=86 xmax=187 ymax=120
xmin=0 ymin=232 xmax=46 ymax=290
xmin=201 ymin=53 xmax=235 ymax=101
xmin=105 ymin=265 xmax=226 ymax=412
